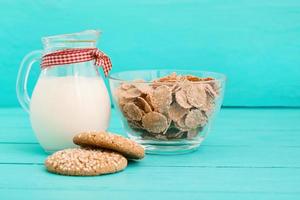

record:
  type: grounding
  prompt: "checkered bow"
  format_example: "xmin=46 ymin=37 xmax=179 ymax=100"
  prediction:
xmin=41 ymin=48 xmax=112 ymax=76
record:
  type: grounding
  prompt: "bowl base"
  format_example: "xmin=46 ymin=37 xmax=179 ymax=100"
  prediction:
xmin=129 ymin=136 xmax=204 ymax=155
xmin=144 ymin=143 xmax=200 ymax=155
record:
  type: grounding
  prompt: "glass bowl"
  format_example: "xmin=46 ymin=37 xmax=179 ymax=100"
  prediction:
xmin=108 ymin=69 xmax=226 ymax=154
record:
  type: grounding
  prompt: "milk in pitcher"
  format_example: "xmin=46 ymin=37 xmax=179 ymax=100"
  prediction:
xmin=30 ymin=76 xmax=111 ymax=151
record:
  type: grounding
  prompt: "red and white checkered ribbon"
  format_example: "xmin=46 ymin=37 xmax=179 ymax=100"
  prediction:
xmin=41 ymin=48 xmax=112 ymax=76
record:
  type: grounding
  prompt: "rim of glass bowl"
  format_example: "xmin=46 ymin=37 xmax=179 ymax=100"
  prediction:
xmin=108 ymin=69 xmax=226 ymax=83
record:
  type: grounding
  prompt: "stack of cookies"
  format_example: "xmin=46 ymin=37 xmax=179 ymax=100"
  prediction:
xmin=45 ymin=132 xmax=145 ymax=176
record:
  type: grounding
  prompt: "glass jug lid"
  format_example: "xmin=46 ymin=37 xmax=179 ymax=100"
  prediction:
xmin=42 ymin=30 xmax=100 ymax=53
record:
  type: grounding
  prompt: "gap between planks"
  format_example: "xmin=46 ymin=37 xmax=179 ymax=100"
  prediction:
xmin=0 ymin=162 xmax=300 ymax=169
xmin=1 ymin=142 xmax=300 ymax=148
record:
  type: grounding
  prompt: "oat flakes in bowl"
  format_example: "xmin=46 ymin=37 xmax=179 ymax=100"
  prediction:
xmin=108 ymin=70 xmax=226 ymax=154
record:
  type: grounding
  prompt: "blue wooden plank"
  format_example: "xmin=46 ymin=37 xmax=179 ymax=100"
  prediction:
xmin=1 ymin=108 xmax=299 ymax=147
xmin=1 ymin=143 xmax=300 ymax=168
xmin=1 ymin=189 xmax=300 ymax=200
xmin=0 ymin=165 xmax=299 ymax=197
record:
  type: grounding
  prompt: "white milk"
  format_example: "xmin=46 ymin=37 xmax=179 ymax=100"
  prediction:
xmin=30 ymin=76 xmax=111 ymax=152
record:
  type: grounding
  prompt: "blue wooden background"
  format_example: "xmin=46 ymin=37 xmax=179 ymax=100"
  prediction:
xmin=0 ymin=0 xmax=299 ymax=107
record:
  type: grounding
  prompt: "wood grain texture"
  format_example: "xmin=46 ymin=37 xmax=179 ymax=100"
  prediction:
xmin=0 ymin=165 xmax=299 ymax=193
xmin=1 ymin=143 xmax=300 ymax=168
xmin=1 ymin=190 xmax=300 ymax=200
xmin=1 ymin=108 xmax=299 ymax=146
xmin=0 ymin=107 xmax=299 ymax=199
xmin=0 ymin=0 xmax=300 ymax=106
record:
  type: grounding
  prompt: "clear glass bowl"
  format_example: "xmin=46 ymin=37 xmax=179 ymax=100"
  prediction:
xmin=108 ymin=69 xmax=226 ymax=154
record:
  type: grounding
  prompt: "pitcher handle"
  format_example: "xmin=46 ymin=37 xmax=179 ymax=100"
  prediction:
xmin=16 ymin=50 xmax=42 ymax=113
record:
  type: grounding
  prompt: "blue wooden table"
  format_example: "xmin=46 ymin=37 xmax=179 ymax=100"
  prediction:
xmin=0 ymin=107 xmax=299 ymax=199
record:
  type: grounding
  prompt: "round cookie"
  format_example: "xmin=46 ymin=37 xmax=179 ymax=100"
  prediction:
xmin=73 ymin=132 xmax=145 ymax=160
xmin=45 ymin=148 xmax=127 ymax=176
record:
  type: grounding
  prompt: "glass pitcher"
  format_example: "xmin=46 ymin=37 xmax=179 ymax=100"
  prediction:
xmin=16 ymin=30 xmax=111 ymax=152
